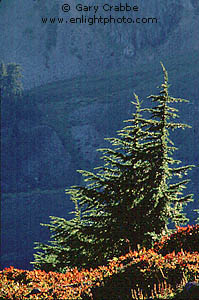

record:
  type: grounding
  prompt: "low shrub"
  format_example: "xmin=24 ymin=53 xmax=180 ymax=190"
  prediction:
xmin=153 ymin=224 xmax=199 ymax=256
xmin=1 ymin=249 xmax=199 ymax=299
xmin=0 ymin=225 xmax=198 ymax=299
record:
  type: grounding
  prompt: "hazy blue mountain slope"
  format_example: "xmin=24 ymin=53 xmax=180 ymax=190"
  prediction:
xmin=0 ymin=0 xmax=199 ymax=89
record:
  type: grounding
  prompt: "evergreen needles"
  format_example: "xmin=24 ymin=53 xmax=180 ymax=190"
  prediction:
xmin=32 ymin=63 xmax=195 ymax=272
xmin=0 ymin=61 xmax=23 ymax=99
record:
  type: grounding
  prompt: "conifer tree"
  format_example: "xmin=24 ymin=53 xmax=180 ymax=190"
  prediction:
xmin=32 ymin=64 xmax=194 ymax=272
xmin=0 ymin=62 xmax=7 ymax=97
xmin=0 ymin=61 xmax=23 ymax=100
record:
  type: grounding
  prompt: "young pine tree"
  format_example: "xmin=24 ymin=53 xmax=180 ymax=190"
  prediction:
xmin=0 ymin=61 xmax=23 ymax=100
xmin=0 ymin=62 xmax=7 ymax=98
xmin=32 ymin=64 xmax=194 ymax=272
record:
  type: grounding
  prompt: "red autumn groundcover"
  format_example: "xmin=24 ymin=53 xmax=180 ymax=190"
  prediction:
xmin=0 ymin=225 xmax=199 ymax=299
xmin=153 ymin=224 xmax=199 ymax=255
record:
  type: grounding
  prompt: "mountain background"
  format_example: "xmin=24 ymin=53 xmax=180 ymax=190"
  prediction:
xmin=1 ymin=0 xmax=199 ymax=270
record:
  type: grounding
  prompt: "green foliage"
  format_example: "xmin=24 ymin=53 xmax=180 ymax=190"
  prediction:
xmin=194 ymin=208 xmax=199 ymax=223
xmin=0 ymin=62 xmax=7 ymax=97
xmin=32 ymin=64 xmax=195 ymax=272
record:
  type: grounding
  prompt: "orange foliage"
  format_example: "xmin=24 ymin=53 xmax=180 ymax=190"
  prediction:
xmin=0 ymin=225 xmax=199 ymax=299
